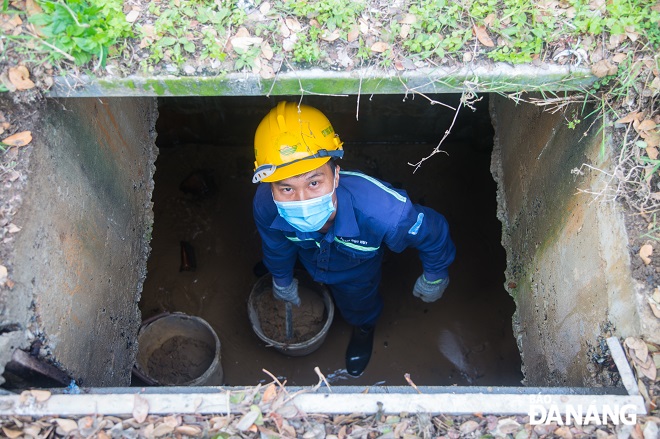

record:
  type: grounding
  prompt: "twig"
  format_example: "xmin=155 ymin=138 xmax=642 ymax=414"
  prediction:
xmin=313 ymin=366 xmax=331 ymax=392
xmin=262 ymin=368 xmax=290 ymax=395
xmin=404 ymin=373 xmax=421 ymax=394
xmin=397 ymin=75 xmax=456 ymax=111
xmin=23 ymin=30 xmax=76 ymax=62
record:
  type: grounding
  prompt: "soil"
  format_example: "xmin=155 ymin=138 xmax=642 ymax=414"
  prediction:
xmin=146 ymin=335 xmax=214 ymax=385
xmin=254 ymin=286 xmax=326 ymax=344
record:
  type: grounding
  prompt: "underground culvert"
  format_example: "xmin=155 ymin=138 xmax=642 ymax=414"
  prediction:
xmin=136 ymin=94 xmax=524 ymax=388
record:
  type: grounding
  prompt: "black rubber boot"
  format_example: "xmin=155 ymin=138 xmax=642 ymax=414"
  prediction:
xmin=345 ymin=325 xmax=374 ymax=377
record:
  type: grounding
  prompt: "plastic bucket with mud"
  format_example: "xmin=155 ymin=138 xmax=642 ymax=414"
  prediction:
xmin=248 ymin=271 xmax=334 ymax=356
xmin=133 ymin=312 xmax=223 ymax=386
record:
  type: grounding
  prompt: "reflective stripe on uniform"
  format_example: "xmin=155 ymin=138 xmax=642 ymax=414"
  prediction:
xmin=340 ymin=171 xmax=407 ymax=203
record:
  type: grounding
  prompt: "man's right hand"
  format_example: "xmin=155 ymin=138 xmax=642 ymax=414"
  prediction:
xmin=272 ymin=278 xmax=301 ymax=306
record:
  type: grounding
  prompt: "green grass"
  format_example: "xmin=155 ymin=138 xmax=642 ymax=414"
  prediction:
xmin=29 ymin=0 xmax=133 ymax=67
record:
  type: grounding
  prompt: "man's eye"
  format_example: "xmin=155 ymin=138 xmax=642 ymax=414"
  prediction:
xmin=282 ymin=187 xmax=292 ymax=193
xmin=310 ymin=181 xmax=319 ymax=187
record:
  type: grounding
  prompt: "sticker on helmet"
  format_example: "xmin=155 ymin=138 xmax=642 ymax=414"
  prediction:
xmin=321 ymin=126 xmax=334 ymax=137
xmin=279 ymin=144 xmax=298 ymax=155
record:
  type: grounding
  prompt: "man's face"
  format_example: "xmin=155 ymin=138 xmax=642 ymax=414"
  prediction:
xmin=271 ymin=162 xmax=339 ymax=203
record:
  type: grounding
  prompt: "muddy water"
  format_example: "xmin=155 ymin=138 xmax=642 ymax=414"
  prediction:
xmin=138 ymin=139 xmax=523 ymax=387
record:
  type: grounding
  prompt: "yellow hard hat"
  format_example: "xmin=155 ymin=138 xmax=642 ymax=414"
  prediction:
xmin=252 ymin=101 xmax=344 ymax=183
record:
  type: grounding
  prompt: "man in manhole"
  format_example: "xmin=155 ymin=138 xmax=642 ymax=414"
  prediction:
xmin=252 ymin=101 xmax=456 ymax=376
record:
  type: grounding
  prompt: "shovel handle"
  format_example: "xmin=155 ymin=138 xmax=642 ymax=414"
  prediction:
xmin=285 ymin=302 xmax=294 ymax=340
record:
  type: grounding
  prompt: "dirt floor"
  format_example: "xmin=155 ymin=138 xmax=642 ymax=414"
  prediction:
xmin=137 ymin=130 xmax=524 ymax=387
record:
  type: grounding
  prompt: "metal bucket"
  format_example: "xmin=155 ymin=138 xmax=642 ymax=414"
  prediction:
xmin=248 ymin=271 xmax=334 ymax=357
xmin=133 ymin=312 xmax=223 ymax=386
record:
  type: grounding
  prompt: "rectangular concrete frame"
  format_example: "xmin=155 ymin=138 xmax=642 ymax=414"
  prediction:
xmin=1 ymin=64 xmax=654 ymax=414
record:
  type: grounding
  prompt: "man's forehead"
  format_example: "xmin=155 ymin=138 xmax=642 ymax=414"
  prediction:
xmin=275 ymin=164 xmax=332 ymax=184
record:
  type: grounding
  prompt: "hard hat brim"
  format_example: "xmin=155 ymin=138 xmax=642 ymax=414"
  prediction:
xmin=260 ymin=157 xmax=332 ymax=183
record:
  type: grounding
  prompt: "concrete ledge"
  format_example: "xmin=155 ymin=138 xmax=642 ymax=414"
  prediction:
xmin=48 ymin=64 xmax=595 ymax=97
xmin=0 ymin=387 xmax=646 ymax=417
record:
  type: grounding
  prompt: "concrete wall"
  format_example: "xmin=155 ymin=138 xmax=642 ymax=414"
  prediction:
xmin=490 ymin=95 xmax=641 ymax=386
xmin=10 ymin=97 xmax=158 ymax=386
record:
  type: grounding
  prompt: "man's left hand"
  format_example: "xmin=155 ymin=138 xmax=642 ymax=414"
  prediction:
xmin=413 ymin=274 xmax=449 ymax=303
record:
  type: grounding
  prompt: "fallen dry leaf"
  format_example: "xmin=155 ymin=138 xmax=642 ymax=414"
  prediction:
xmin=370 ymin=41 xmax=390 ymax=53
xmin=638 ymin=119 xmax=657 ymax=132
xmin=626 ymin=336 xmax=649 ymax=362
xmin=25 ymin=0 xmax=43 ymax=16
xmin=285 ymin=17 xmax=301 ymax=32
xmin=261 ymin=41 xmax=273 ymax=60
xmin=495 ymin=418 xmax=521 ymax=435
xmin=23 ymin=425 xmax=41 ymax=437
xmin=460 ymin=420 xmax=480 ymax=434
xmin=1 ymin=427 xmax=22 ymax=439
xmin=8 ymin=66 xmax=35 ymax=90
xmin=473 ymin=25 xmax=495 ymax=47
xmin=347 ymin=25 xmax=359 ymax=42
xmin=2 ymin=131 xmax=32 ymax=147
xmin=132 ymin=395 xmax=149 ymax=423
xmin=234 ymin=27 xmax=250 ymax=39
xmin=126 ymin=10 xmax=140 ymax=23
xmin=647 ymin=146 xmax=659 ymax=160
xmin=484 ymin=13 xmax=496 ymax=27
xmin=55 ymin=418 xmax=78 ymax=434
xmin=320 ymin=29 xmax=340 ymax=42
xmin=554 ymin=426 xmax=573 ymax=439
xmin=260 ymin=65 xmax=275 ymax=79
xmin=399 ymin=13 xmax=416 ymax=24
xmin=152 ymin=423 xmax=174 ymax=437
xmin=176 ymin=425 xmax=202 ymax=435
xmin=358 ymin=17 xmax=368 ymax=34
xmin=591 ymin=59 xmax=618 ymax=78
xmin=31 ymin=389 xmax=51 ymax=402
xmin=616 ymin=111 xmax=641 ymax=124
xmin=400 ymin=23 xmax=411 ymax=39
xmin=646 ymin=132 xmax=660 ymax=148
xmin=236 ymin=410 xmax=260 ymax=431
xmin=262 ymin=384 xmax=277 ymax=403
xmin=634 ymin=354 xmax=657 ymax=380
xmin=231 ymin=36 xmax=263 ymax=52
xmin=639 ymin=244 xmax=653 ymax=265
xmin=0 ymin=14 xmax=22 ymax=33
xmin=611 ymin=53 xmax=627 ymax=63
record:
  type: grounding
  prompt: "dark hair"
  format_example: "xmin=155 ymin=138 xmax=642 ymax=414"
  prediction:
xmin=328 ymin=158 xmax=337 ymax=175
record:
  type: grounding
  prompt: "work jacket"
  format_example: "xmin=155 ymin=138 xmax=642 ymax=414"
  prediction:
xmin=253 ymin=170 xmax=456 ymax=289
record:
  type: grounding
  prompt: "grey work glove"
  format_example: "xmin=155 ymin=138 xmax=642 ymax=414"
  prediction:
xmin=413 ymin=274 xmax=449 ymax=303
xmin=272 ymin=278 xmax=300 ymax=306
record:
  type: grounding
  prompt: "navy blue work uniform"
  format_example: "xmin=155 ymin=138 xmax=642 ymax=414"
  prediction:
xmin=253 ymin=170 xmax=456 ymax=327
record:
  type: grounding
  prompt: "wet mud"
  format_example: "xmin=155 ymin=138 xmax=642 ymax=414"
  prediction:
xmin=254 ymin=285 xmax=326 ymax=343
xmin=139 ymin=136 xmax=523 ymax=387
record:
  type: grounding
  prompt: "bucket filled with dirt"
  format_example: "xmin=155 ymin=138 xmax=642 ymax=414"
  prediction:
xmin=133 ymin=312 xmax=223 ymax=386
xmin=248 ymin=271 xmax=334 ymax=356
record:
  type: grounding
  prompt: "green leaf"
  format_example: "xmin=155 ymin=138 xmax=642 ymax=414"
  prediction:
xmin=73 ymin=37 xmax=98 ymax=52
xmin=229 ymin=392 xmax=245 ymax=404
xmin=183 ymin=40 xmax=195 ymax=53
xmin=159 ymin=36 xmax=177 ymax=46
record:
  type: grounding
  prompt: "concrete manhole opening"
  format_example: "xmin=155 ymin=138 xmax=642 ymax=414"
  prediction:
xmin=5 ymin=90 xmax=639 ymax=390
xmin=137 ymin=94 xmax=523 ymax=388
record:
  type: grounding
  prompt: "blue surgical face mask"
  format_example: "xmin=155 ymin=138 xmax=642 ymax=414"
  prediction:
xmin=273 ymin=174 xmax=337 ymax=233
